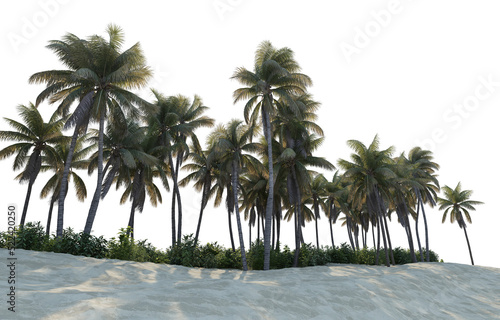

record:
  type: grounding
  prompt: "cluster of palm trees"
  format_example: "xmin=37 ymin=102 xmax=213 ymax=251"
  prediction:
xmin=0 ymin=25 xmax=483 ymax=270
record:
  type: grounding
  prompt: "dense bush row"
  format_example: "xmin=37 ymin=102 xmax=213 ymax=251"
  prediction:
xmin=0 ymin=222 xmax=440 ymax=269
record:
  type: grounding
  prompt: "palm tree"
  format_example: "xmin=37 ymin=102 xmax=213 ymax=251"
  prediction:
xmin=324 ymin=171 xmax=344 ymax=247
xmin=437 ymin=182 xmax=483 ymax=265
xmin=179 ymin=135 xmax=217 ymax=246
xmin=305 ymin=173 xmax=329 ymax=249
xmin=166 ymin=94 xmax=214 ymax=244
xmin=406 ymin=147 xmax=440 ymax=262
xmin=118 ymin=132 xmax=165 ymax=239
xmin=215 ymin=120 xmax=262 ymax=271
xmin=232 ymin=40 xmax=312 ymax=270
xmin=29 ymin=24 xmax=153 ymax=237
xmin=39 ymin=136 xmax=90 ymax=235
xmin=338 ymin=135 xmax=397 ymax=267
xmin=0 ymin=104 xmax=65 ymax=226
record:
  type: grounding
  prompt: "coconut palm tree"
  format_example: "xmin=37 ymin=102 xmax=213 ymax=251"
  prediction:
xmin=305 ymin=173 xmax=329 ymax=249
xmin=215 ymin=120 xmax=264 ymax=271
xmin=232 ymin=40 xmax=312 ymax=270
xmin=338 ymin=135 xmax=397 ymax=267
xmin=437 ymin=182 xmax=483 ymax=265
xmin=407 ymin=147 xmax=440 ymax=262
xmin=179 ymin=135 xmax=218 ymax=246
xmin=166 ymin=95 xmax=214 ymax=244
xmin=0 ymin=104 xmax=65 ymax=226
xmin=29 ymin=24 xmax=153 ymax=237
xmin=39 ymin=135 xmax=91 ymax=235
xmin=324 ymin=171 xmax=344 ymax=247
xmin=119 ymin=133 xmax=165 ymax=239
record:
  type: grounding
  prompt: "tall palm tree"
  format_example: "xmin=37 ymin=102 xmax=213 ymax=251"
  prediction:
xmin=232 ymin=40 xmax=312 ymax=270
xmin=407 ymin=147 xmax=440 ymax=262
xmin=215 ymin=120 xmax=262 ymax=271
xmin=29 ymin=24 xmax=153 ymax=237
xmin=338 ymin=135 xmax=396 ymax=267
xmin=437 ymin=182 xmax=483 ymax=265
xmin=39 ymin=135 xmax=90 ymax=235
xmin=324 ymin=171 xmax=344 ymax=247
xmin=0 ymin=104 xmax=65 ymax=226
xmin=167 ymin=94 xmax=214 ymax=244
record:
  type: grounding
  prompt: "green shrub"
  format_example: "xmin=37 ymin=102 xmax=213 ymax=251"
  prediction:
xmin=48 ymin=228 xmax=108 ymax=258
xmin=16 ymin=222 xmax=48 ymax=250
xmin=167 ymin=234 xmax=202 ymax=267
xmin=355 ymin=247 xmax=376 ymax=265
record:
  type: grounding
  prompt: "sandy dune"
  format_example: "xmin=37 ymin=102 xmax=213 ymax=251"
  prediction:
xmin=2 ymin=249 xmax=500 ymax=319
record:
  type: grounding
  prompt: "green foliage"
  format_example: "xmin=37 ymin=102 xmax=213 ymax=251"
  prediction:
xmin=0 ymin=223 xmax=441 ymax=269
xmin=16 ymin=222 xmax=48 ymax=251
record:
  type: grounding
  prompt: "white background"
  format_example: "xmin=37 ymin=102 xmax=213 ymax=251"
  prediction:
xmin=1 ymin=0 xmax=499 ymax=268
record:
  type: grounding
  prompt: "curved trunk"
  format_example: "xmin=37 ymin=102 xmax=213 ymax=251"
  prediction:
xmin=194 ymin=176 xmax=211 ymax=246
xmin=463 ymin=227 xmax=474 ymax=265
xmin=57 ymin=127 xmax=79 ymax=237
xmin=176 ymin=184 xmax=182 ymax=244
xmin=379 ymin=213 xmax=390 ymax=267
xmin=128 ymin=203 xmax=136 ymax=240
xmin=382 ymin=213 xmax=395 ymax=265
xmin=168 ymin=154 xmax=176 ymax=246
xmin=415 ymin=199 xmax=424 ymax=261
xmin=20 ymin=180 xmax=35 ymax=227
xmin=314 ymin=199 xmax=320 ymax=249
xmin=46 ymin=200 xmax=55 ymax=236
xmin=232 ymin=159 xmax=247 ymax=271
xmin=292 ymin=171 xmax=302 ymax=268
xmin=347 ymin=219 xmax=355 ymax=251
xmin=262 ymin=107 xmax=274 ymax=271
xmin=84 ymin=111 xmax=105 ymax=235
xmin=417 ymin=191 xmax=430 ymax=262
xmin=228 ymin=207 xmax=236 ymax=252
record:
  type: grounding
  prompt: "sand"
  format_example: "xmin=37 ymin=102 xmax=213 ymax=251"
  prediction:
xmin=2 ymin=249 xmax=499 ymax=319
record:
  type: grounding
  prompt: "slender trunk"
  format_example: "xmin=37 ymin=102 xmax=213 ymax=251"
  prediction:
xmin=314 ymin=200 xmax=320 ymax=250
xmin=228 ymin=207 xmax=236 ymax=252
xmin=249 ymin=222 xmax=252 ymax=249
xmin=293 ymin=205 xmax=300 ymax=267
xmin=329 ymin=215 xmax=335 ymax=248
xmin=232 ymin=159 xmax=247 ymax=271
xmin=84 ymin=111 xmax=105 ymax=235
xmin=382 ymin=213 xmax=395 ymax=265
xmin=463 ymin=227 xmax=474 ymax=265
xmin=415 ymin=200 xmax=424 ymax=261
xmin=20 ymin=179 xmax=35 ymax=227
xmin=257 ymin=210 xmax=260 ymax=243
xmin=347 ymin=219 xmax=355 ymax=251
xmin=194 ymin=176 xmax=211 ymax=246
xmin=57 ymin=126 xmax=79 ymax=237
xmin=292 ymin=173 xmax=303 ymax=268
xmin=376 ymin=217 xmax=381 ymax=265
xmin=372 ymin=223 xmax=376 ymax=249
xmin=276 ymin=207 xmax=281 ymax=248
xmin=417 ymin=191 xmax=430 ymax=262
xmin=406 ymin=223 xmax=417 ymax=263
xmin=128 ymin=204 xmax=135 ymax=240
xmin=263 ymin=108 xmax=274 ymax=271
xmin=46 ymin=200 xmax=55 ymax=236
xmin=176 ymin=184 xmax=182 ymax=244
xmin=272 ymin=213 xmax=275 ymax=250
xmin=379 ymin=213 xmax=390 ymax=267
xmin=169 ymin=154 xmax=176 ymax=246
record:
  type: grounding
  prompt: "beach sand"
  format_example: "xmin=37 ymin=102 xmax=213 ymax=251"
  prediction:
xmin=2 ymin=248 xmax=499 ymax=319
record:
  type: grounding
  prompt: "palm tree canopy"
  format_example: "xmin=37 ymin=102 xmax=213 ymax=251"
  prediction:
xmin=437 ymin=182 xmax=483 ymax=228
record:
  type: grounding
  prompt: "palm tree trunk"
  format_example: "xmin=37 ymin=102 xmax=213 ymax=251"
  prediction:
xmin=194 ymin=177 xmax=210 ymax=247
xmin=175 ymin=151 xmax=183 ymax=244
xmin=20 ymin=179 xmax=35 ymax=227
xmin=382 ymin=213 xmax=395 ymax=265
xmin=262 ymin=108 xmax=274 ymax=271
xmin=84 ymin=112 xmax=105 ymax=235
xmin=379 ymin=213 xmax=390 ymax=267
xmin=168 ymin=154 xmax=177 ymax=246
xmin=232 ymin=159 xmax=248 ymax=271
xmin=57 ymin=126 xmax=79 ymax=237
xmin=417 ymin=191 xmax=430 ymax=262
xmin=293 ymin=205 xmax=300 ymax=267
xmin=292 ymin=172 xmax=302 ymax=268
xmin=415 ymin=201 xmax=424 ymax=261
xmin=347 ymin=219 xmax=355 ymax=251
xmin=128 ymin=204 xmax=135 ymax=240
xmin=46 ymin=200 xmax=55 ymax=236
xmin=314 ymin=200 xmax=320 ymax=249
xmin=463 ymin=227 xmax=474 ymax=265
xmin=329 ymin=216 xmax=335 ymax=247
xmin=228 ymin=209 xmax=236 ymax=252
xmin=249 ymin=222 xmax=252 ymax=249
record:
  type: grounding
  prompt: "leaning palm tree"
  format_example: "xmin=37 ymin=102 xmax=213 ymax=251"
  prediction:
xmin=29 ymin=24 xmax=153 ymax=237
xmin=232 ymin=40 xmax=312 ymax=270
xmin=39 ymin=136 xmax=91 ymax=235
xmin=0 ymin=104 xmax=65 ymax=226
xmin=437 ymin=182 xmax=483 ymax=265
xmin=305 ymin=173 xmax=329 ymax=249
